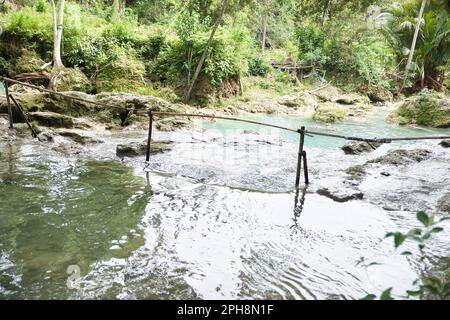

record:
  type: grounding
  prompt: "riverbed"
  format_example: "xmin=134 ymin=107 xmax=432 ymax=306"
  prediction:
xmin=0 ymin=110 xmax=449 ymax=299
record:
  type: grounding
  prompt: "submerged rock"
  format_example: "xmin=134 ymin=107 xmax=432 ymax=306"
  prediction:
xmin=388 ymin=90 xmax=450 ymax=128
xmin=116 ymin=140 xmax=172 ymax=158
xmin=56 ymin=129 xmax=103 ymax=145
xmin=439 ymin=140 xmax=450 ymax=148
xmin=30 ymin=111 xmax=74 ymax=128
xmin=317 ymin=188 xmax=364 ymax=202
xmin=342 ymin=141 xmax=382 ymax=155
xmin=368 ymin=149 xmax=431 ymax=166
xmin=437 ymin=193 xmax=450 ymax=213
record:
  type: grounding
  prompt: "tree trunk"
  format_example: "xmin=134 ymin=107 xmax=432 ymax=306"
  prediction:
xmin=261 ymin=0 xmax=268 ymax=56
xmin=401 ymin=0 xmax=427 ymax=91
xmin=321 ymin=0 xmax=330 ymax=27
xmin=51 ymin=0 xmax=65 ymax=72
xmin=183 ymin=0 xmax=229 ymax=104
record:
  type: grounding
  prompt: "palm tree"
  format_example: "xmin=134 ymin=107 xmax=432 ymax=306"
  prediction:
xmin=379 ymin=0 xmax=450 ymax=91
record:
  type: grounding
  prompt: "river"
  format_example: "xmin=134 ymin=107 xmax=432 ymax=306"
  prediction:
xmin=0 ymin=110 xmax=449 ymax=299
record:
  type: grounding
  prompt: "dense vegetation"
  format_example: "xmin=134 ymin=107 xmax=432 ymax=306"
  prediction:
xmin=0 ymin=0 xmax=449 ymax=106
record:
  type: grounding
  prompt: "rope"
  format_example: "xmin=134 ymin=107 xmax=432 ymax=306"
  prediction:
xmin=2 ymin=76 xmax=449 ymax=143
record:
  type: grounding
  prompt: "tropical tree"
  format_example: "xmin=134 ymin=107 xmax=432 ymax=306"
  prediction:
xmin=379 ymin=0 xmax=450 ymax=90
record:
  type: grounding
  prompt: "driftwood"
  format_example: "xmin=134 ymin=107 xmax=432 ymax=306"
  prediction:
xmin=13 ymin=72 xmax=51 ymax=87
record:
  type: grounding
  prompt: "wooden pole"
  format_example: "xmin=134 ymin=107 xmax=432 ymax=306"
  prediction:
xmin=295 ymin=126 xmax=305 ymax=188
xmin=9 ymin=95 xmax=38 ymax=138
xmin=4 ymin=82 xmax=14 ymax=129
xmin=146 ymin=111 xmax=153 ymax=162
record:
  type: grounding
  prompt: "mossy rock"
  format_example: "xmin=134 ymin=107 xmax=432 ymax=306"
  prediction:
xmin=57 ymin=68 xmax=91 ymax=92
xmin=388 ymin=90 xmax=450 ymax=128
xmin=313 ymin=103 xmax=346 ymax=123
xmin=30 ymin=111 xmax=74 ymax=128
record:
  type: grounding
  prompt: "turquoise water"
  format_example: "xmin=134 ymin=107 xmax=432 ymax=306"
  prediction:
xmin=197 ymin=111 xmax=450 ymax=149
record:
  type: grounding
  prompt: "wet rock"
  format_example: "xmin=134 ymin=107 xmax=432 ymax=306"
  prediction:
xmin=436 ymin=193 xmax=450 ymax=213
xmin=155 ymin=118 xmax=190 ymax=131
xmin=334 ymin=93 xmax=369 ymax=105
xmin=35 ymin=127 xmax=56 ymax=142
xmin=317 ymin=188 xmax=364 ymax=202
xmin=368 ymin=149 xmax=431 ymax=166
xmin=388 ymin=89 xmax=450 ymax=128
xmin=56 ymin=129 xmax=103 ymax=145
xmin=313 ymin=102 xmax=346 ymax=123
xmin=30 ymin=111 xmax=74 ymax=128
xmin=439 ymin=140 xmax=450 ymax=148
xmin=342 ymin=141 xmax=382 ymax=155
xmin=278 ymin=96 xmax=303 ymax=108
xmin=116 ymin=140 xmax=172 ymax=158
xmin=367 ymin=87 xmax=393 ymax=103
xmin=344 ymin=165 xmax=367 ymax=181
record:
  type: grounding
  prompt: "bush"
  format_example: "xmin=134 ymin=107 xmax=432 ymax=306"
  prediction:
xmin=95 ymin=45 xmax=146 ymax=92
xmin=295 ymin=25 xmax=328 ymax=67
xmin=248 ymin=58 xmax=271 ymax=77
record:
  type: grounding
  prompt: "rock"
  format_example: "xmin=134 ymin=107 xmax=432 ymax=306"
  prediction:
xmin=242 ymin=129 xmax=259 ymax=135
xmin=367 ymin=87 xmax=393 ymax=103
xmin=116 ymin=140 xmax=172 ymax=158
xmin=334 ymin=93 xmax=369 ymax=105
xmin=56 ymin=129 xmax=103 ymax=144
xmin=278 ymin=96 xmax=303 ymax=108
xmin=30 ymin=111 xmax=74 ymax=128
xmin=439 ymin=140 xmax=450 ymax=148
xmin=312 ymin=102 xmax=346 ymax=123
xmin=313 ymin=85 xmax=340 ymax=102
xmin=342 ymin=141 xmax=382 ymax=155
xmin=155 ymin=118 xmax=190 ymax=131
xmin=344 ymin=165 xmax=367 ymax=181
xmin=388 ymin=89 xmax=450 ymax=128
xmin=368 ymin=149 xmax=431 ymax=166
xmin=56 ymin=68 xmax=91 ymax=92
xmin=35 ymin=127 xmax=56 ymax=142
xmin=317 ymin=188 xmax=364 ymax=202
xmin=436 ymin=193 xmax=450 ymax=213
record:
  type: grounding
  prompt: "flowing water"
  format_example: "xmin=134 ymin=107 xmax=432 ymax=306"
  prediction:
xmin=0 ymin=110 xmax=449 ymax=299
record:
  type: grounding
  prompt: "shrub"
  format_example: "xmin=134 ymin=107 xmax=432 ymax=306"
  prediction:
xmin=248 ymin=58 xmax=271 ymax=77
xmin=295 ymin=25 xmax=328 ymax=67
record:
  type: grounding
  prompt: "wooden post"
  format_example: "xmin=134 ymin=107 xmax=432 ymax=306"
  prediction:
xmin=9 ymin=95 xmax=38 ymax=138
xmin=146 ymin=111 xmax=153 ymax=162
xmin=295 ymin=126 xmax=305 ymax=188
xmin=302 ymin=150 xmax=309 ymax=185
xmin=4 ymin=82 xmax=14 ymax=129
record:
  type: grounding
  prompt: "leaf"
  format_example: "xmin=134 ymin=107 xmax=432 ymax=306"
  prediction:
xmin=406 ymin=290 xmax=422 ymax=297
xmin=361 ymin=294 xmax=376 ymax=300
xmin=430 ymin=227 xmax=443 ymax=233
xmin=417 ymin=211 xmax=430 ymax=227
xmin=394 ymin=233 xmax=406 ymax=248
xmin=380 ymin=288 xmax=394 ymax=300
xmin=401 ymin=251 xmax=412 ymax=256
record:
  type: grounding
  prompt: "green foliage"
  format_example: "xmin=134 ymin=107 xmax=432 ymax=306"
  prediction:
xmin=359 ymin=211 xmax=450 ymax=300
xmin=295 ymin=25 xmax=328 ymax=67
xmin=248 ymin=58 xmax=271 ymax=77
xmin=379 ymin=0 xmax=450 ymax=89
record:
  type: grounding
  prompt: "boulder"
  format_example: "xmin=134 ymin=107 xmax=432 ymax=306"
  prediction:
xmin=56 ymin=68 xmax=91 ymax=92
xmin=312 ymin=102 xmax=346 ymax=123
xmin=313 ymin=85 xmax=340 ymax=102
xmin=367 ymin=87 xmax=393 ymax=103
xmin=368 ymin=149 xmax=431 ymax=166
xmin=155 ymin=118 xmax=190 ymax=131
xmin=334 ymin=93 xmax=369 ymax=105
xmin=317 ymin=188 xmax=364 ymax=202
xmin=344 ymin=165 xmax=367 ymax=181
xmin=30 ymin=111 xmax=74 ymax=128
xmin=56 ymin=129 xmax=103 ymax=144
xmin=342 ymin=141 xmax=382 ymax=155
xmin=278 ymin=96 xmax=303 ymax=108
xmin=439 ymin=140 xmax=450 ymax=148
xmin=436 ymin=193 xmax=450 ymax=213
xmin=388 ymin=89 xmax=450 ymax=128
xmin=116 ymin=140 xmax=172 ymax=158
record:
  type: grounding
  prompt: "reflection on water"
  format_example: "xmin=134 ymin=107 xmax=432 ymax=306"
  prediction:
xmin=0 ymin=109 xmax=449 ymax=299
